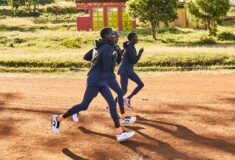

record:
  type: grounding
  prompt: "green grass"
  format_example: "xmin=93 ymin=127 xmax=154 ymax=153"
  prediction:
xmin=0 ymin=15 xmax=235 ymax=73
xmin=1 ymin=45 xmax=235 ymax=71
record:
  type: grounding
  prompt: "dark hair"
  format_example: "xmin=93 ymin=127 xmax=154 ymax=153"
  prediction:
xmin=100 ymin=27 xmax=113 ymax=39
xmin=127 ymin=32 xmax=136 ymax=41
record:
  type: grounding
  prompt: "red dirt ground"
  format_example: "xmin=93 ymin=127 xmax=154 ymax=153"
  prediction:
xmin=0 ymin=72 xmax=235 ymax=160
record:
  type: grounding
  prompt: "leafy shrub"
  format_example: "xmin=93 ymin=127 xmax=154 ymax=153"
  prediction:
xmin=0 ymin=36 xmax=8 ymax=44
xmin=46 ymin=5 xmax=76 ymax=15
xmin=0 ymin=0 xmax=7 ymax=5
xmin=218 ymin=32 xmax=235 ymax=41
xmin=13 ymin=38 xmax=26 ymax=44
xmin=0 ymin=8 xmax=13 ymax=16
xmin=198 ymin=36 xmax=216 ymax=45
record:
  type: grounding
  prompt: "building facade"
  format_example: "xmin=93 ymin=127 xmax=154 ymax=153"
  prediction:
xmin=75 ymin=0 xmax=191 ymax=31
xmin=76 ymin=0 xmax=135 ymax=31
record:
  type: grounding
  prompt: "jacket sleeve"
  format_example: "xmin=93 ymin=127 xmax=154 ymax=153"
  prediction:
xmin=116 ymin=48 xmax=123 ymax=64
xmin=127 ymin=46 xmax=142 ymax=64
xmin=100 ymin=45 xmax=114 ymax=72
xmin=83 ymin=49 xmax=93 ymax=61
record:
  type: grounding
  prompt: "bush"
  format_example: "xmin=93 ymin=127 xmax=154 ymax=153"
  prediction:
xmin=61 ymin=37 xmax=82 ymax=48
xmin=0 ymin=0 xmax=8 ymax=5
xmin=0 ymin=36 xmax=8 ymax=45
xmin=218 ymin=32 xmax=235 ymax=41
xmin=13 ymin=38 xmax=26 ymax=44
xmin=220 ymin=21 xmax=235 ymax=26
xmin=198 ymin=36 xmax=216 ymax=45
xmin=46 ymin=5 xmax=76 ymax=15
xmin=63 ymin=6 xmax=77 ymax=14
xmin=46 ymin=5 xmax=63 ymax=15
xmin=0 ymin=8 xmax=13 ymax=16
xmin=17 ymin=11 xmax=41 ymax=17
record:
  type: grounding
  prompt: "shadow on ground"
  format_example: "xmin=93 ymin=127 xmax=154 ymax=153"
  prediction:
xmin=136 ymin=115 xmax=235 ymax=155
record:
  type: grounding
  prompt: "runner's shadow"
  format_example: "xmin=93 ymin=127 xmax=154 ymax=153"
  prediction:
xmin=0 ymin=102 xmax=5 ymax=107
xmin=0 ymin=92 xmax=62 ymax=115
xmin=219 ymin=97 xmax=235 ymax=104
xmin=79 ymin=126 xmax=115 ymax=140
xmin=0 ymin=93 xmax=22 ymax=109
xmin=0 ymin=93 xmax=21 ymax=99
xmin=0 ymin=118 xmax=24 ymax=136
xmin=2 ymin=107 xmax=61 ymax=115
xmin=79 ymin=126 xmax=150 ymax=159
xmin=78 ymin=126 xmax=195 ymax=160
xmin=62 ymin=148 xmax=88 ymax=160
xmin=136 ymin=115 xmax=235 ymax=155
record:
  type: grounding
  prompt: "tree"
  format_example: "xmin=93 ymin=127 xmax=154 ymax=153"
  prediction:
xmin=0 ymin=0 xmax=8 ymax=5
xmin=7 ymin=0 xmax=25 ymax=16
xmin=33 ymin=0 xmax=54 ymax=13
xmin=25 ymin=0 xmax=33 ymax=13
xmin=25 ymin=0 xmax=54 ymax=14
xmin=187 ymin=0 xmax=231 ymax=36
xmin=46 ymin=5 xmax=64 ymax=20
xmin=126 ymin=0 xmax=178 ymax=40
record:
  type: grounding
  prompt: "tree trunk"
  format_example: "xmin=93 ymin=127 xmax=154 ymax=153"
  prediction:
xmin=33 ymin=4 xmax=37 ymax=14
xmin=212 ymin=20 xmax=217 ymax=36
xmin=207 ymin=19 xmax=217 ymax=36
xmin=207 ymin=19 xmax=212 ymax=35
xmin=151 ymin=22 xmax=157 ymax=40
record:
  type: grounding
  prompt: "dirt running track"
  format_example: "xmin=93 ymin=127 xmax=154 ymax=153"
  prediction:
xmin=0 ymin=72 xmax=235 ymax=160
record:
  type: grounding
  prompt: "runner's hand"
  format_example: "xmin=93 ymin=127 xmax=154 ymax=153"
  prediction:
xmin=139 ymin=48 xmax=144 ymax=54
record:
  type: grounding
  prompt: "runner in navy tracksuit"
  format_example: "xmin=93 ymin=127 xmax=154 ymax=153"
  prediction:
xmin=118 ymin=32 xmax=144 ymax=107
xmin=51 ymin=28 xmax=135 ymax=142
xmin=79 ymin=32 xmax=136 ymax=124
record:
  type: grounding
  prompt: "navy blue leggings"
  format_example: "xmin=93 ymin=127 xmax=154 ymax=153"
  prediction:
xmin=63 ymin=85 xmax=120 ymax=128
xmin=108 ymin=78 xmax=125 ymax=114
xmin=120 ymin=72 xmax=144 ymax=99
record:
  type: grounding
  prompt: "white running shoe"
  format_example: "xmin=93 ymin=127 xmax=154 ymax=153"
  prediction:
xmin=116 ymin=131 xmax=135 ymax=142
xmin=72 ymin=113 xmax=79 ymax=123
xmin=51 ymin=115 xmax=60 ymax=134
xmin=124 ymin=98 xmax=132 ymax=109
xmin=120 ymin=116 xmax=137 ymax=124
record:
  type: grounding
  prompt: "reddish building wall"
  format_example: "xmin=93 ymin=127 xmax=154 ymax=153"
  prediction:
xmin=77 ymin=17 xmax=92 ymax=31
xmin=76 ymin=2 xmax=135 ymax=31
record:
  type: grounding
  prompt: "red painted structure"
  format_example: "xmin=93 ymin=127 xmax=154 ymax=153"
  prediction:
xmin=76 ymin=0 xmax=136 ymax=31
